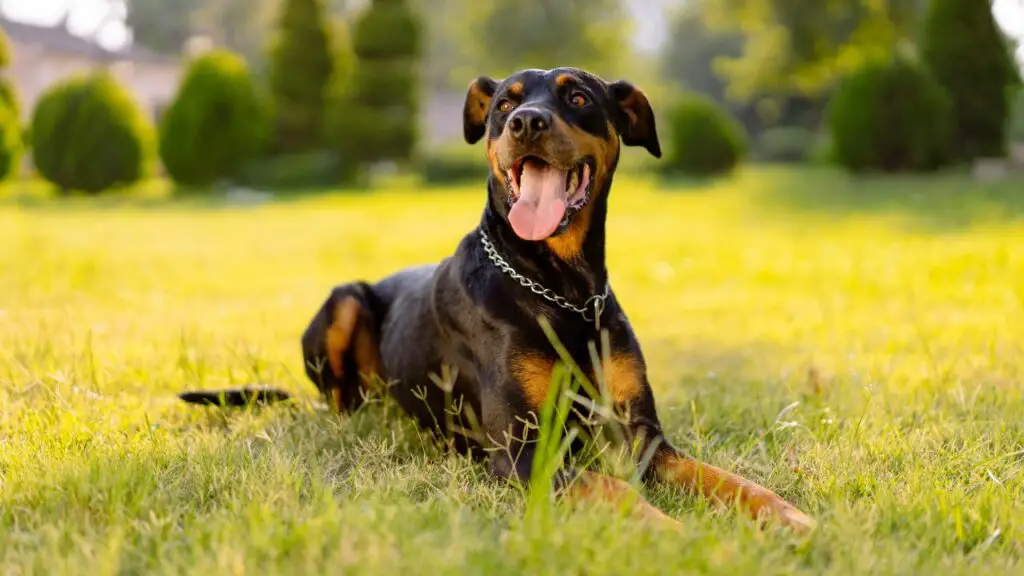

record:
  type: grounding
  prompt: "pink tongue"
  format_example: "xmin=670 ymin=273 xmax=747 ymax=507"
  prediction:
xmin=508 ymin=160 xmax=568 ymax=241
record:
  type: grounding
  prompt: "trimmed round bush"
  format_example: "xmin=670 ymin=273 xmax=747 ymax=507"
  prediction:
xmin=755 ymin=126 xmax=816 ymax=163
xmin=159 ymin=50 xmax=269 ymax=187
xmin=665 ymin=94 xmax=747 ymax=176
xmin=30 ymin=73 xmax=154 ymax=193
xmin=0 ymin=104 xmax=21 ymax=182
xmin=827 ymin=57 xmax=953 ymax=173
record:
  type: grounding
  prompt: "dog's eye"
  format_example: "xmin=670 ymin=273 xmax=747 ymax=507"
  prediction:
xmin=569 ymin=92 xmax=589 ymax=108
xmin=497 ymin=100 xmax=514 ymax=113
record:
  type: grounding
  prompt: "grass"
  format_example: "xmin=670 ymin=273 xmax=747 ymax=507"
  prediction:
xmin=2 ymin=165 xmax=1024 ymax=575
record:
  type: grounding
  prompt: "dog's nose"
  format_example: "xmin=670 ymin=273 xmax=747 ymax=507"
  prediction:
xmin=508 ymin=108 xmax=551 ymax=141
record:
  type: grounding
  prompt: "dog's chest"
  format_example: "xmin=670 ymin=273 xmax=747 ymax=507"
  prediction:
xmin=510 ymin=347 xmax=643 ymax=410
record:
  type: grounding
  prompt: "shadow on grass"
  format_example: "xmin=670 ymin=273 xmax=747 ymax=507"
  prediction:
xmin=734 ymin=164 xmax=1024 ymax=232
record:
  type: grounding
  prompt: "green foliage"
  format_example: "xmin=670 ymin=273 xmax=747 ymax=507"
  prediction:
xmin=267 ymin=0 xmax=334 ymax=153
xmin=0 ymin=103 xmax=22 ymax=182
xmin=453 ymin=0 xmax=627 ymax=79
xmin=0 ymin=28 xmax=17 ymax=116
xmin=30 ymin=73 xmax=154 ymax=194
xmin=334 ymin=0 xmax=422 ymax=169
xmin=665 ymin=94 xmax=747 ymax=176
xmin=920 ymin=0 xmax=1019 ymax=160
xmin=0 ymin=81 xmax=18 ymax=114
xmin=754 ymin=126 xmax=817 ymax=163
xmin=662 ymin=0 xmax=744 ymax=105
xmin=125 ymin=0 xmax=202 ymax=54
xmin=1011 ymin=88 xmax=1024 ymax=143
xmin=420 ymin=141 xmax=488 ymax=185
xmin=159 ymin=50 xmax=269 ymax=188
xmin=235 ymin=150 xmax=345 ymax=190
xmin=826 ymin=57 xmax=952 ymax=173
xmin=0 ymin=27 xmax=10 ymax=69
xmin=704 ymin=0 xmax=920 ymax=99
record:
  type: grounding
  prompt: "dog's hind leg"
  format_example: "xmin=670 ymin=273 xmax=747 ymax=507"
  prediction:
xmin=301 ymin=282 xmax=385 ymax=413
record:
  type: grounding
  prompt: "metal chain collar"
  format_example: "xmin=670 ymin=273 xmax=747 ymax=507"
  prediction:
xmin=479 ymin=229 xmax=609 ymax=328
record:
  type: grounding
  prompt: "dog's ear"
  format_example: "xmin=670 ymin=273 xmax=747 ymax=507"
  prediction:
xmin=609 ymin=80 xmax=661 ymax=158
xmin=463 ymin=76 xmax=499 ymax=145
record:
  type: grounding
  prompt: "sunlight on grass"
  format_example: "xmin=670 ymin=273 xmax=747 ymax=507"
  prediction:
xmin=2 ymin=166 xmax=1023 ymax=574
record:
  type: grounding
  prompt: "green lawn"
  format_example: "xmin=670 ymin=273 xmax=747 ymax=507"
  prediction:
xmin=2 ymin=166 xmax=1024 ymax=575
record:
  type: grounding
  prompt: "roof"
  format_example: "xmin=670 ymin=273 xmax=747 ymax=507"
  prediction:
xmin=1 ymin=16 xmax=177 ymax=65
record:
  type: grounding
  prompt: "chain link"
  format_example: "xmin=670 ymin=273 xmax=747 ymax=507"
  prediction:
xmin=479 ymin=229 xmax=608 ymax=324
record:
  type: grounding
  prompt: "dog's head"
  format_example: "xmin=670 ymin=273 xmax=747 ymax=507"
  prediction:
xmin=463 ymin=68 xmax=660 ymax=249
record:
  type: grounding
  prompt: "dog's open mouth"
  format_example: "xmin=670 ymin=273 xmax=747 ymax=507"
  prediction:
xmin=502 ymin=156 xmax=594 ymax=241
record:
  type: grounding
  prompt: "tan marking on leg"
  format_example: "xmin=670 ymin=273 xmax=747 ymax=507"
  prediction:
xmin=566 ymin=471 xmax=683 ymax=531
xmin=324 ymin=296 xmax=383 ymax=412
xmin=512 ymin=353 xmax=556 ymax=408
xmin=325 ymin=296 xmax=361 ymax=379
xmin=654 ymin=450 xmax=815 ymax=532
xmin=601 ymin=354 xmax=643 ymax=405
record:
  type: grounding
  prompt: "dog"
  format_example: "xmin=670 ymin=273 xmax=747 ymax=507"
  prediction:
xmin=179 ymin=67 xmax=814 ymax=533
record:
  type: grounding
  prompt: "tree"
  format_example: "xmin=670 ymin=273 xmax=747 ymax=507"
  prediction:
xmin=0 ymin=104 xmax=21 ymax=182
xmin=0 ymin=27 xmax=17 ymax=113
xmin=453 ymin=0 xmax=629 ymax=80
xmin=30 ymin=73 xmax=154 ymax=193
xmin=333 ymin=0 xmax=422 ymax=170
xmin=266 ymin=0 xmax=335 ymax=154
xmin=124 ymin=0 xmax=201 ymax=55
xmin=159 ymin=49 xmax=270 ymax=187
xmin=662 ymin=2 xmax=829 ymax=138
xmin=921 ymin=0 xmax=1020 ymax=160
xmin=702 ymin=0 xmax=920 ymax=99
xmin=194 ymin=0 xmax=279 ymax=68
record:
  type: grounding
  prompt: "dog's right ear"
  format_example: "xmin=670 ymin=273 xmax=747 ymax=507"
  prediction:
xmin=463 ymin=76 xmax=498 ymax=145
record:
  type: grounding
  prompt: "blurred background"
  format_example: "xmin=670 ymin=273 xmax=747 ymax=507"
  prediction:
xmin=0 ymin=0 xmax=1021 ymax=193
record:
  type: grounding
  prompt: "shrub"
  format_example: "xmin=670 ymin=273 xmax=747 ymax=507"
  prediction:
xmin=826 ymin=57 xmax=953 ymax=173
xmin=334 ymin=0 xmax=422 ymax=170
xmin=420 ymin=142 xmax=488 ymax=185
xmin=235 ymin=150 xmax=346 ymax=190
xmin=755 ymin=126 xmax=816 ymax=163
xmin=159 ymin=50 xmax=269 ymax=187
xmin=0 ymin=104 xmax=21 ymax=182
xmin=30 ymin=73 xmax=154 ymax=193
xmin=267 ymin=0 xmax=334 ymax=153
xmin=665 ymin=94 xmax=746 ymax=176
xmin=920 ymin=0 xmax=1019 ymax=160
xmin=1010 ymin=88 xmax=1024 ymax=143
xmin=0 ymin=27 xmax=17 ymax=114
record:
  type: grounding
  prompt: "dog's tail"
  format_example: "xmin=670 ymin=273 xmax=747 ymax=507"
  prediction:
xmin=177 ymin=386 xmax=294 ymax=407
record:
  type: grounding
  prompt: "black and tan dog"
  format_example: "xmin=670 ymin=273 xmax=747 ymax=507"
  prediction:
xmin=180 ymin=67 xmax=814 ymax=532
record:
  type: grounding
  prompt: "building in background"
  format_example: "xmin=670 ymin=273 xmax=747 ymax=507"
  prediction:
xmin=1 ymin=15 xmax=181 ymax=121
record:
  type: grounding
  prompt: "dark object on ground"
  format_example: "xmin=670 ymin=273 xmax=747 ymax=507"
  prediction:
xmin=178 ymin=386 xmax=293 ymax=407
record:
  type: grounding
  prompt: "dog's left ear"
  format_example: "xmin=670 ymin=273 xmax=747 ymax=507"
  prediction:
xmin=609 ymin=81 xmax=661 ymax=158
xmin=463 ymin=76 xmax=498 ymax=145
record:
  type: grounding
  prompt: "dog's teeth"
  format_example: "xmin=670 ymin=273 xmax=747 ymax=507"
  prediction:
xmin=567 ymin=170 xmax=578 ymax=194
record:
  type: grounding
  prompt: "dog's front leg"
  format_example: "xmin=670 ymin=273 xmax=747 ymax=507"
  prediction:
xmin=642 ymin=433 xmax=815 ymax=532
xmin=481 ymin=378 xmax=680 ymax=529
